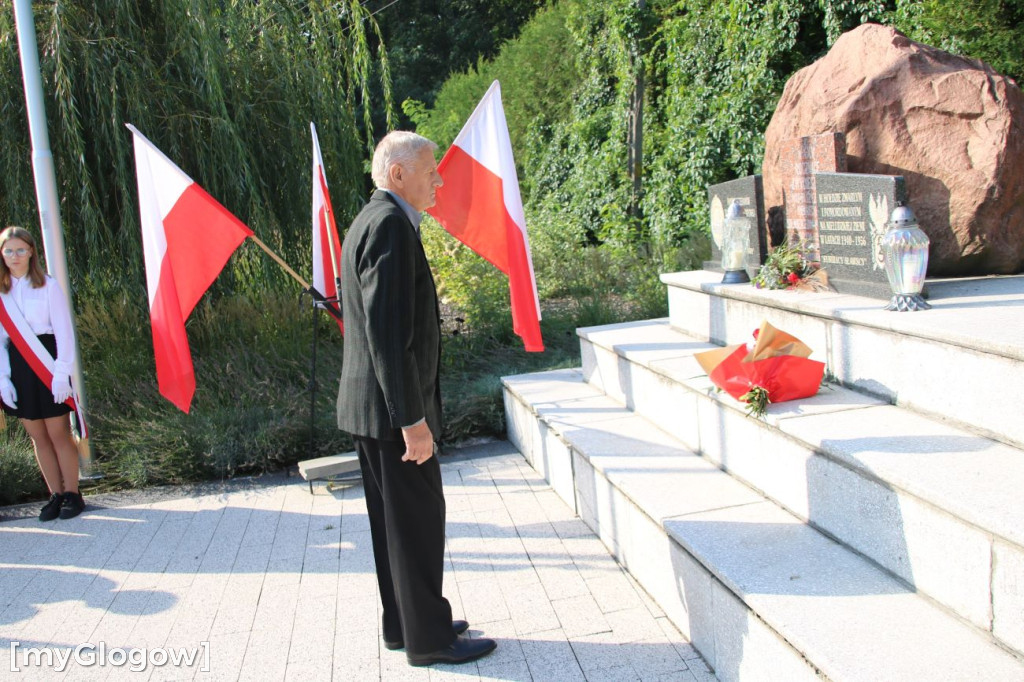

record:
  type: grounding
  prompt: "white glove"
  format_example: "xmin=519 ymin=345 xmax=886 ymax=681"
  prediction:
xmin=51 ymin=374 xmax=72 ymax=404
xmin=0 ymin=378 xmax=17 ymax=409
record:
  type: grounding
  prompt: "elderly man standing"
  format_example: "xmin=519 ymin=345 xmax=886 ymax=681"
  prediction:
xmin=336 ymin=131 xmax=497 ymax=666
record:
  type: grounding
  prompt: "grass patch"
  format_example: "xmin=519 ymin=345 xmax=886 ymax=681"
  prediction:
xmin=60 ymin=291 xmax=350 ymax=499
xmin=0 ymin=425 xmax=46 ymax=505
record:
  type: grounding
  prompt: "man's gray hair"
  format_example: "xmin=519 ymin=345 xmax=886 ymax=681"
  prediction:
xmin=371 ymin=131 xmax=438 ymax=189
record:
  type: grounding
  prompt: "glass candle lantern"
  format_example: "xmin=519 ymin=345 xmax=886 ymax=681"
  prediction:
xmin=882 ymin=204 xmax=931 ymax=311
xmin=721 ymin=199 xmax=751 ymax=283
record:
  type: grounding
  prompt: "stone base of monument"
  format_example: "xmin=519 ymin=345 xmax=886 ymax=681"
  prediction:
xmin=701 ymin=260 xmax=762 ymax=281
xmin=502 ymin=269 xmax=1024 ymax=680
xmin=297 ymin=452 xmax=360 ymax=493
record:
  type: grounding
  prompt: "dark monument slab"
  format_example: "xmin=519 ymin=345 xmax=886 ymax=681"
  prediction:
xmin=705 ymin=175 xmax=766 ymax=278
xmin=779 ymin=132 xmax=847 ymax=260
xmin=814 ymin=172 xmax=908 ymax=299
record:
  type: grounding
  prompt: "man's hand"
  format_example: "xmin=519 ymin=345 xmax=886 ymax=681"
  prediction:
xmin=401 ymin=420 xmax=435 ymax=465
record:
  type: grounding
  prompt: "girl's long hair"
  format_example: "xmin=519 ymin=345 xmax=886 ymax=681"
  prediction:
xmin=0 ymin=226 xmax=47 ymax=294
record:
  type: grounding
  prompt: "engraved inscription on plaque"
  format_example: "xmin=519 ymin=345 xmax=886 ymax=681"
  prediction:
xmin=815 ymin=172 xmax=907 ymax=299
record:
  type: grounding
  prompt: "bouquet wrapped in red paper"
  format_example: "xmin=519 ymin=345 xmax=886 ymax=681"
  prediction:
xmin=695 ymin=321 xmax=825 ymax=416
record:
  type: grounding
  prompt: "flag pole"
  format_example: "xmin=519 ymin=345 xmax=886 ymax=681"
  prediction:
xmin=12 ymin=0 xmax=96 ymax=475
xmin=322 ymin=185 xmax=342 ymax=293
xmin=247 ymin=234 xmax=310 ymax=288
xmin=247 ymin=234 xmax=343 ymax=321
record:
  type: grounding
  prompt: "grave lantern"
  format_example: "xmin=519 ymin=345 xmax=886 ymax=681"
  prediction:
xmin=882 ymin=204 xmax=931 ymax=311
xmin=721 ymin=199 xmax=751 ymax=283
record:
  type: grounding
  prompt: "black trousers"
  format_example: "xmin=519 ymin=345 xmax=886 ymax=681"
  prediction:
xmin=354 ymin=436 xmax=455 ymax=654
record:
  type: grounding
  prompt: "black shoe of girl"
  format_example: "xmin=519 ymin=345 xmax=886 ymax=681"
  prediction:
xmin=58 ymin=491 xmax=85 ymax=520
xmin=39 ymin=493 xmax=63 ymax=522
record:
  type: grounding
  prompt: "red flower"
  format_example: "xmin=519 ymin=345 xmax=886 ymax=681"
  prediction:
xmin=786 ymin=272 xmax=800 ymax=284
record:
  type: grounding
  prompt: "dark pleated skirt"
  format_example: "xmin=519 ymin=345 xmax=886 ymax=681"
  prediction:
xmin=2 ymin=334 xmax=72 ymax=420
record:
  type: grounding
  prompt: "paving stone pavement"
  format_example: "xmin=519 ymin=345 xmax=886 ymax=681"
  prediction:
xmin=0 ymin=441 xmax=714 ymax=681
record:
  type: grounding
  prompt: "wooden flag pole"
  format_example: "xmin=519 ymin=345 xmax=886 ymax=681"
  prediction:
xmin=248 ymin=234 xmax=310 ymax=289
xmin=248 ymin=234 xmax=342 ymax=321
xmin=323 ymin=194 xmax=342 ymax=292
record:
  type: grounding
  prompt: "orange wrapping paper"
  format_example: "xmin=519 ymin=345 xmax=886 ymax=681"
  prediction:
xmin=695 ymin=321 xmax=825 ymax=404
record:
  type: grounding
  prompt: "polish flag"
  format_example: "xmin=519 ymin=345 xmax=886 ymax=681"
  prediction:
xmin=128 ymin=124 xmax=253 ymax=413
xmin=311 ymin=122 xmax=344 ymax=335
xmin=428 ymin=80 xmax=543 ymax=352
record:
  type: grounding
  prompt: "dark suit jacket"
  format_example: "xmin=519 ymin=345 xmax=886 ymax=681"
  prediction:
xmin=336 ymin=190 xmax=443 ymax=442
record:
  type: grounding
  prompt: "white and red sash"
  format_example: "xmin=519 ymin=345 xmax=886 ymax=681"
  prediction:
xmin=0 ymin=291 xmax=88 ymax=437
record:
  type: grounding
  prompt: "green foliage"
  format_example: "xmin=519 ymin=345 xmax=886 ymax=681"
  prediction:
xmin=644 ymin=0 xmax=891 ymax=245
xmin=404 ymin=0 xmax=581 ymax=172
xmin=0 ymin=0 xmax=393 ymax=296
xmin=0 ymin=426 xmax=46 ymax=506
xmin=376 ymin=0 xmax=546 ymax=125
xmin=433 ymin=290 xmax=586 ymax=445
xmin=752 ymin=242 xmax=817 ymax=289
xmin=739 ymin=384 xmax=771 ymax=419
xmin=404 ymin=69 xmax=492 ymax=152
xmin=528 ymin=194 xmax=706 ymax=316
xmin=412 ymin=0 xmax=1024 ymax=291
xmin=890 ymin=0 xmax=1024 ymax=82
xmin=74 ymin=292 xmax=351 ymax=490
xmin=0 ymin=3 xmax=396 ymax=500
xmin=411 ymin=0 xmax=893 ymax=298
xmin=819 ymin=0 xmax=894 ymax=43
xmin=422 ymin=218 xmax=513 ymax=340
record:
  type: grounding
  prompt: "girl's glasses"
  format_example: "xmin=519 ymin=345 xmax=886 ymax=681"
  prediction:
xmin=2 ymin=248 xmax=29 ymax=257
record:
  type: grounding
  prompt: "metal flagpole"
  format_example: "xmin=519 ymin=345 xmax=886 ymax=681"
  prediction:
xmin=12 ymin=0 xmax=95 ymax=475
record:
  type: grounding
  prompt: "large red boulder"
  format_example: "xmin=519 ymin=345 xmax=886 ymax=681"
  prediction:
xmin=763 ymin=23 xmax=1024 ymax=275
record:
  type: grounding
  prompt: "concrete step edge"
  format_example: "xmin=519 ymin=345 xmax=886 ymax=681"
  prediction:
xmin=661 ymin=271 xmax=1024 ymax=450
xmin=576 ymin=319 xmax=1024 ymax=551
xmin=502 ymin=373 xmax=1024 ymax=680
xmin=660 ymin=270 xmax=1024 ymax=363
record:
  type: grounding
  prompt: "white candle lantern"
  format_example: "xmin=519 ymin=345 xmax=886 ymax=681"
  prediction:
xmin=882 ymin=204 xmax=931 ymax=311
xmin=721 ymin=199 xmax=751 ymax=283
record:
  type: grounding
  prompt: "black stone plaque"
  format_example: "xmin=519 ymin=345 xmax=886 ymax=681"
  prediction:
xmin=704 ymin=176 xmax=766 ymax=277
xmin=814 ymin=172 xmax=907 ymax=299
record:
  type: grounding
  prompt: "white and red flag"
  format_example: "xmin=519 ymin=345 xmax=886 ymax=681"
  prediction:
xmin=310 ymin=122 xmax=344 ymax=335
xmin=128 ymin=124 xmax=253 ymax=413
xmin=428 ymin=80 xmax=543 ymax=352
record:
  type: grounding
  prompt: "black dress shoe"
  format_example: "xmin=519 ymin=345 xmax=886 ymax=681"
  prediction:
xmin=407 ymin=634 xmax=496 ymax=667
xmin=384 ymin=619 xmax=469 ymax=650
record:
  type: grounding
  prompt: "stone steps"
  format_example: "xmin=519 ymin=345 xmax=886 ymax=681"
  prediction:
xmin=502 ymin=369 xmax=1024 ymax=681
xmin=578 ymin=317 xmax=1024 ymax=660
xmin=661 ymin=270 xmax=1024 ymax=450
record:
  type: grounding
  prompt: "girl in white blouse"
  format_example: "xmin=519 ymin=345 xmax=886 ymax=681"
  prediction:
xmin=0 ymin=226 xmax=84 ymax=520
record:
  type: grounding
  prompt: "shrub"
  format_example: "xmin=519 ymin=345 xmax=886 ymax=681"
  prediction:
xmin=0 ymin=426 xmax=46 ymax=506
xmin=76 ymin=291 xmax=351 ymax=490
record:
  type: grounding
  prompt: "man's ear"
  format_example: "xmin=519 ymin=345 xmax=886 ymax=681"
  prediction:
xmin=388 ymin=162 xmax=404 ymax=187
